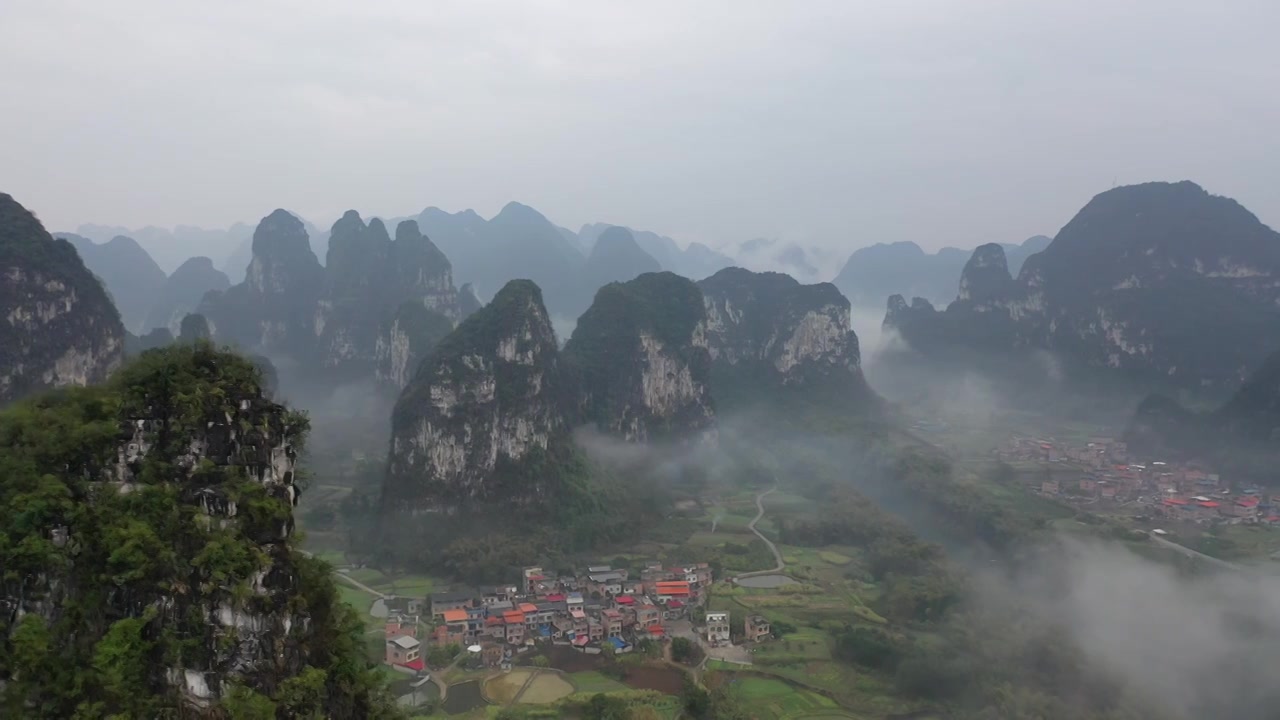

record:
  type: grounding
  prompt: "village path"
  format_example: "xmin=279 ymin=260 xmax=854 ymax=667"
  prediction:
xmin=333 ymin=570 xmax=391 ymax=600
xmin=1148 ymin=532 xmax=1244 ymax=572
xmin=733 ymin=486 xmax=786 ymax=581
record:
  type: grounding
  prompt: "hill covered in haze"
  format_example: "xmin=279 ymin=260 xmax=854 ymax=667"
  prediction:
xmin=833 ymin=235 xmax=1051 ymax=309
xmin=883 ymin=181 xmax=1280 ymax=394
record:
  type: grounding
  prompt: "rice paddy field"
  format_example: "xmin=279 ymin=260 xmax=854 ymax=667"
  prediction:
xmin=516 ymin=672 xmax=575 ymax=704
xmin=717 ymin=674 xmax=855 ymax=720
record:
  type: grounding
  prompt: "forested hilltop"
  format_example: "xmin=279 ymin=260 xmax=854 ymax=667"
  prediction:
xmin=0 ymin=344 xmax=399 ymax=718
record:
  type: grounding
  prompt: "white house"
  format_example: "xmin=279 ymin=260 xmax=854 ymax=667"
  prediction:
xmin=706 ymin=611 xmax=730 ymax=644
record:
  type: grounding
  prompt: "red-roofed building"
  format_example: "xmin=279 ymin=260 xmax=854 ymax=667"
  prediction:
xmin=602 ymin=609 xmax=624 ymax=637
xmin=615 ymin=595 xmax=635 ymax=605
xmin=544 ymin=593 xmax=566 ymax=602
xmin=1228 ymin=497 xmax=1260 ymax=521
xmin=663 ymin=598 xmax=686 ymax=620
xmin=646 ymin=625 xmax=665 ymax=638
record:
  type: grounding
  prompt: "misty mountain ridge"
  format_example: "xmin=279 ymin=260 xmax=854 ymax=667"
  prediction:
xmin=200 ymin=209 xmax=460 ymax=391
xmin=727 ymin=236 xmax=839 ymax=283
xmin=834 ymin=234 xmax=1051 ymax=309
xmin=143 ymin=255 xmax=230 ymax=334
xmin=884 ymin=181 xmax=1280 ymax=395
xmin=577 ymin=222 xmax=735 ymax=279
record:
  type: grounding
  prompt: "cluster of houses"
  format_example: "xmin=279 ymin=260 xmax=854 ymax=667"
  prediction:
xmin=382 ymin=561 xmax=714 ymax=673
xmin=1002 ymin=435 xmax=1280 ymax=525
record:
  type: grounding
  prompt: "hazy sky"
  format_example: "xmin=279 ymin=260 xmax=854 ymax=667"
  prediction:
xmin=2 ymin=0 xmax=1278 ymax=254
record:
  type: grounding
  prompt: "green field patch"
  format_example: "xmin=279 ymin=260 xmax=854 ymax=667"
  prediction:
xmin=388 ymin=574 xmax=436 ymax=597
xmin=346 ymin=567 xmax=391 ymax=587
xmin=569 ymin=671 xmax=628 ymax=694
xmin=735 ymin=676 xmax=795 ymax=699
xmin=337 ymin=583 xmax=374 ymax=614
xmin=818 ymin=551 xmax=852 ymax=565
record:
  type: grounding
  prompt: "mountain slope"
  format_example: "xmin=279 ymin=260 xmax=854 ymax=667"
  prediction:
xmin=57 ymin=232 xmax=166 ymax=333
xmin=2 ymin=194 xmax=125 ymax=404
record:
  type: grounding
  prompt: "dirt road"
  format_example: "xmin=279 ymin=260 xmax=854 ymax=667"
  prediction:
xmin=734 ymin=486 xmax=786 ymax=580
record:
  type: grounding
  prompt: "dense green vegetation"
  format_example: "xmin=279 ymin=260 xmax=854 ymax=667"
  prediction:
xmin=0 ymin=343 xmax=399 ymax=718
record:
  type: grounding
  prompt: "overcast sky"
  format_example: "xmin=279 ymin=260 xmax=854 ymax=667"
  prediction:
xmin=2 ymin=0 xmax=1278 ymax=254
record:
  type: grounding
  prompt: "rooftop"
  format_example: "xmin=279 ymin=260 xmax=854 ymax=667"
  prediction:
xmin=442 ymin=609 xmax=468 ymax=623
xmin=431 ymin=591 xmax=474 ymax=603
xmin=390 ymin=635 xmax=420 ymax=650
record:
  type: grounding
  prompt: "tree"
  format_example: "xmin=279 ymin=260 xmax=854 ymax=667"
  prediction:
xmin=682 ymin=673 xmax=711 ymax=718
xmin=671 ymin=636 xmax=696 ymax=663
xmin=222 ymin=685 xmax=277 ymax=720
xmin=583 ymin=693 xmax=629 ymax=720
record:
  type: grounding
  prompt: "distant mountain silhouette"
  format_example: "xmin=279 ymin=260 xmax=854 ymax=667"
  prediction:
xmin=57 ymin=232 xmax=166 ymax=333
xmin=143 ymin=256 xmax=230 ymax=334
xmin=415 ymin=202 xmax=592 ymax=317
xmin=583 ymin=227 xmax=663 ymax=292
xmin=577 ymin=223 xmax=734 ymax=279
xmin=833 ymin=235 xmax=1049 ymax=309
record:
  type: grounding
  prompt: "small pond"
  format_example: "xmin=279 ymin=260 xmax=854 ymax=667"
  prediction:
xmin=734 ymin=574 xmax=795 ymax=588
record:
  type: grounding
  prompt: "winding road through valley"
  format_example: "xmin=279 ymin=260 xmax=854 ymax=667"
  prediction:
xmin=733 ymin=486 xmax=786 ymax=580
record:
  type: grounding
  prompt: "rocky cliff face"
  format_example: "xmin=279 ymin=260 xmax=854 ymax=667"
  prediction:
xmin=1 ymin=193 xmax=125 ymax=405
xmin=374 ymin=300 xmax=455 ymax=390
xmin=0 ymin=344 xmax=394 ymax=717
xmin=698 ymin=268 xmax=873 ymax=401
xmin=385 ymin=280 xmax=571 ymax=511
xmin=885 ymin=181 xmax=1280 ymax=392
xmin=144 ymin=256 xmax=230 ymax=334
xmin=565 ymin=272 xmax=714 ymax=442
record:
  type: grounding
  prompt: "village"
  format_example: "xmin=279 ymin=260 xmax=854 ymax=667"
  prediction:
xmin=378 ymin=560 xmax=774 ymax=677
xmin=999 ymin=435 xmax=1280 ymax=526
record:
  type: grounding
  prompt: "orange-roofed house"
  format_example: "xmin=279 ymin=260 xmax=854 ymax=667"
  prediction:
xmin=441 ymin=608 xmax=468 ymax=646
xmin=654 ymin=581 xmax=690 ymax=601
